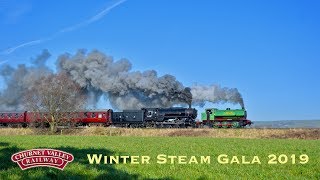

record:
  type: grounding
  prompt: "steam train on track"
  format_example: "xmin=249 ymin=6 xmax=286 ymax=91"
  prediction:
xmin=0 ymin=107 xmax=252 ymax=128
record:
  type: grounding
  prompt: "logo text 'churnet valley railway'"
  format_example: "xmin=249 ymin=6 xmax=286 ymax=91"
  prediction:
xmin=11 ymin=149 xmax=74 ymax=170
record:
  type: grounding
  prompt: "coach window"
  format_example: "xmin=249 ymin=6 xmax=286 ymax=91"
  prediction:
xmin=8 ymin=113 xmax=12 ymax=119
xmin=15 ymin=113 xmax=19 ymax=119
xmin=0 ymin=114 xmax=4 ymax=118
xmin=92 ymin=113 xmax=96 ymax=118
xmin=84 ymin=112 xmax=88 ymax=118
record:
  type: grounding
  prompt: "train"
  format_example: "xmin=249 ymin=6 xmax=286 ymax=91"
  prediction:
xmin=201 ymin=108 xmax=252 ymax=128
xmin=0 ymin=107 xmax=252 ymax=128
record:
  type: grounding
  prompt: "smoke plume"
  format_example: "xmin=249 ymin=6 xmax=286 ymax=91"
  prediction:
xmin=57 ymin=49 xmax=192 ymax=109
xmin=0 ymin=49 xmax=245 ymax=110
xmin=0 ymin=49 xmax=52 ymax=110
xmin=191 ymin=85 xmax=244 ymax=108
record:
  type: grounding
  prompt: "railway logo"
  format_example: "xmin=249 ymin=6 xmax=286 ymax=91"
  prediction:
xmin=11 ymin=149 xmax=74 ymax=170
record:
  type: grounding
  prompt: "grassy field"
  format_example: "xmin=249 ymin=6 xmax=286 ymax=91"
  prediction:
xmin=0 ymin=127 xmax=319 ymax=139
xmin=0 ymin=135 xmax=319 ymax=179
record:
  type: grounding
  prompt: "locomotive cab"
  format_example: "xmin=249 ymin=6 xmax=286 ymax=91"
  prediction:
xmin=205 ymin=109 xmax=213 ymax=120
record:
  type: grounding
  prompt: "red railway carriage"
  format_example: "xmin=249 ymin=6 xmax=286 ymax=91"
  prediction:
xmin=0 ymin=111 xmax=27 ymax=127
xmin=25 ymin=111 xmax=51 ymax=127
xmin=24 ymin=109 xmax=113 ymax=127
xmin=76 ymin=110 xmax=112 ymax=126
xmin=0 ymin=109 xmax=112 ymax=127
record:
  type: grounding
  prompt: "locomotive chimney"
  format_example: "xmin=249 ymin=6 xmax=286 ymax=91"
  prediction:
xmin=188 ymin=103 xmax=191 ymax=108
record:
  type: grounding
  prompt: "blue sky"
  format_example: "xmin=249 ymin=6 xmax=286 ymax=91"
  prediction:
xmin=0 ymin=0 xmax=320 ymax=121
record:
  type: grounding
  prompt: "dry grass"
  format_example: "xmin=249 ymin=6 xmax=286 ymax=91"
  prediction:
xmin=0 ymin=127 xmax=319 ymax=139
xmin=0 ymin=128 xmax=35 ymax=135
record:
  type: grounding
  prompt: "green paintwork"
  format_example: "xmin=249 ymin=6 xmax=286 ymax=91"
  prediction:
xmin=201 ymin=108 xmax=247 ymax=121
xmin=215 ymin=109 xmax=245 ymax=117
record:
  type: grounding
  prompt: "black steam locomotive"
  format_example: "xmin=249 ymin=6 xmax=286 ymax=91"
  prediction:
xmin=112 ymin=107 xmax=197 ymax=128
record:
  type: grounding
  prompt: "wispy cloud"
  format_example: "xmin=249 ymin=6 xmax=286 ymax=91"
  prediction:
xmin=0 ymin=60 xmax=9 ymax=65
xmin=1 ymin=0 xmax=127 ymax=55
xmin=1 ymin=38 xmax=49 ymax=55
xmin=60 ymin=0 xmax=126 ymax=33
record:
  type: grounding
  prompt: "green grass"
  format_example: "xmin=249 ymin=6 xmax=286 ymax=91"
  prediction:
xmin=0 ymin=136 xmax=319 ymax=179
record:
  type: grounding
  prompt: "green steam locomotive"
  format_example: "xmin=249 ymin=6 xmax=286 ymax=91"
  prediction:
xmin=201 ymin=108 xmax=252 ymax=128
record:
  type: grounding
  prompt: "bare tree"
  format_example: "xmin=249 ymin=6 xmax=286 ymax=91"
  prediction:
xmin=24 ymin=72 xmax=85 ymax=132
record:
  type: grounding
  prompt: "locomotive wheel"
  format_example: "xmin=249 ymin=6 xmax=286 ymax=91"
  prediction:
xmin=146 ymin=122 xmax=156 ymax=128
xmin=145 ymin=123 xmax=152 ymax=128
xmin=232 ymin=122 xmax=239 ymax=128
xmin=129 ymin=124 xmax=139 ymax=128
xmin=222 ymin=122 xmax=228 ymax=128
xmin=165 ymin=125 xmax=173 ymax=128
xmin=213 ymin=122 xmax=220 ymax=128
